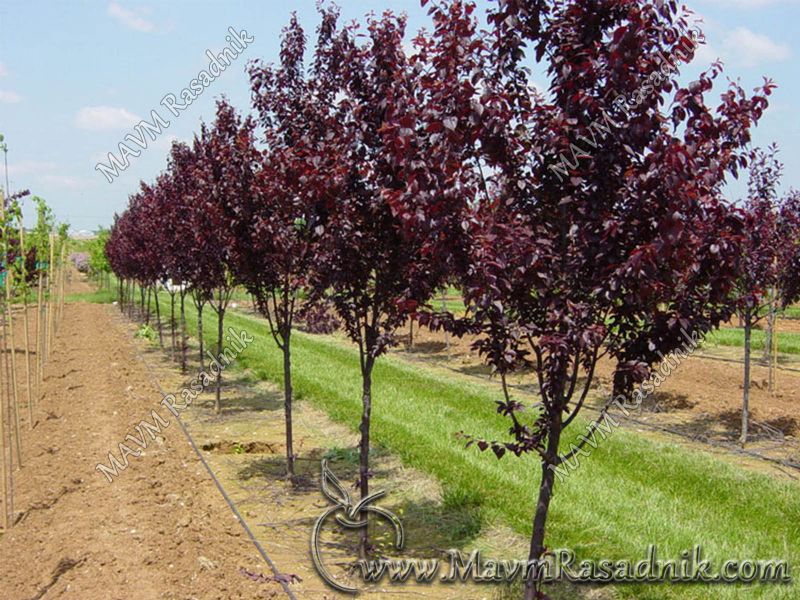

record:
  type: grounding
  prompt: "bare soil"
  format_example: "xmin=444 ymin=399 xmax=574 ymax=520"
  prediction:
xmin=0 ymin=276 xmax=285 ymax=599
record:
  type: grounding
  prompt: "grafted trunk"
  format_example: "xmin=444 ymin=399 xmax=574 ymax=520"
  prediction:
xmin=145 ymin=286 xmax=152 ymax=326
xmin=214 ymin=305 xmax=225 ymax=414
xmin=179 ymin=289 xmax=187 ymax=374
xmin=358 ymin=358 xmax=375 ymax=557
xmin=523 ymin=410 xmax=563 ymax=600
xmin=169 ymin=292 xmax=176 ymax=361
xmin=282 ymin=335 xmax=295 ymax=477
xmin=197 ymin=301 xmax=205 ymax=368
xmin=154 ymin=287 xmax=163 ymax=347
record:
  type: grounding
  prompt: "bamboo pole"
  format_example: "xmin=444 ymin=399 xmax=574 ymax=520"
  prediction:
xmin=0 ymin=322 xmax=6 ymax=529
xmin=46 ymin=233 xmax=54 ymax=361
xmin=1 ymin=307 xmax=11 ymax=528
xmin=59 ymin=244 xmax=66 ymax=325
xmin=5 ymin=260 xmax=21 ymax=468
xmin=0 ymin=189 xmax=7 ymax=529
xmin=1 ymin=194 xmax=21 ymax=468
xmin=18 ymin=215 xmax=33 ymax=428
xmin=35 ymin=269 xmax=43 ymax=389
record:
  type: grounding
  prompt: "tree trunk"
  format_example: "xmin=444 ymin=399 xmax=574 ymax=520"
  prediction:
xmin=214 ymin=305 xmax=224 ymax=415
xmin=169 ymin=292 xmax=176 ymax=361
xmin=145 ymin=286 xmax=152 ymax=326
xmin=763 ymin=301 xmax=776 ymax=392
xmin=154 ymin=287 xmax=163 ymax=347
xmin=179 ymin=289 xmax=187 ymax=374
xmin=197 ymin=301 xmax=204 ymax=368
xmin=282 ymin=334 xmax=294 ymax=477
xmin=442 ymin=289 xmax=450 ymax=353
xmin=741 ymin=308 xmax=752 ymax=446
xmin=358 ymin=359 xmax=375 ymax=557
xmin=523 ymin=412 xmax=563 ymax=600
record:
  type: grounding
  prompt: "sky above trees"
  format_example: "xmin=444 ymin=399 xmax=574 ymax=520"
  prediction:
xmin=0 ymin=0 xmax=797 ymax=231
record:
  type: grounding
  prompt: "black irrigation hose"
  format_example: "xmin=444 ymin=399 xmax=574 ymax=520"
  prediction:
xmin=112 ymin=310 xmax=297 ymax=600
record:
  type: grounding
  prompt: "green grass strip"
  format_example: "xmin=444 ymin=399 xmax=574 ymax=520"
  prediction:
xmin=184 ymin=303 xmax=799 ymax=600
xmin=705 ymin=327 xmax=800 ymax=355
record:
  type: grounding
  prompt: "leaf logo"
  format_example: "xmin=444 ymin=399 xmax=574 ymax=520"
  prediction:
xmin=311 ymin=460 xmax=405 ymax=593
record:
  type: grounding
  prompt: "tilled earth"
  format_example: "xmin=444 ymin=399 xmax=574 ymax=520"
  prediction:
xmin=0 ymin=280 xmax=286 ymax=599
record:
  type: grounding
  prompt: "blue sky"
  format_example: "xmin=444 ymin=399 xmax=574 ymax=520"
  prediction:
xmin=0 ymin=0 xmax=797 ymax=232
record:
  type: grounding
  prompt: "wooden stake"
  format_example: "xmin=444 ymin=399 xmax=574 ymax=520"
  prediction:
xmin=1 ymin=306 xmax=12 ymax=528
xmin=18 ymin=215 xmax=33 ymax=428
xmin=46 ymin=234 xmax=54 ymax=362
xmin=35 ymin=270 xmax=43 ymax=389
xmin=1 ymin=194 xmax=21 ymax=468
xmin=0 ymin=325 xmax=6 ymax=529
xmin=59 ymin=244 xmax=66 ymax=325
xmin=5 ymin=266 xmax=21 ymax=468
xmin=0 ymin=188 xmax=8 ymax=530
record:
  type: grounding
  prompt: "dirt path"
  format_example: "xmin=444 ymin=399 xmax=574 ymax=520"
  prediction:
xmin=0 ymin=283 xmax=288 ymax=598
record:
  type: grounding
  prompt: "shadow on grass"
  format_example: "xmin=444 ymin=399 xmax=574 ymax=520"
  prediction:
xmin=137 ymin=338 xmax=286 ymax=416
xmin=641 ymin=391 xmax=697 ymax=412
xmin=237 ymin=450 xmax=486 ymax=556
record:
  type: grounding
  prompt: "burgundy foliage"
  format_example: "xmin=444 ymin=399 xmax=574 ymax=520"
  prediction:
xmin=401 ymin=2 xmax=774 ymax=593
xmin=301 ymin=7 xmax=472 ymax=542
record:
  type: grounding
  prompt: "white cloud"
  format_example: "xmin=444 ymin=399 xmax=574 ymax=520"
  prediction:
xmin=692 ymin=38 xmax=721 ymax=66
xmin=7 ymin=160 xmax=59 ymax=176
xmin=75 ymin=106 xmax=141 ymax=131
xmin=6 ymin=161 xmax=94 ymax=192
xmin=0 ymin=90 xmax=21 ymax=103
xmin=40 ymin=174 xmax=94 ymax=190
xmin=107 ymin=2 xmax=156 ymax=33
xmin=723 ymin=27 xmax=790 ymax=67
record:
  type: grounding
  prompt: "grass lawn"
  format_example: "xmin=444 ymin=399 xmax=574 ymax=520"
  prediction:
xmin=65 ymin=288 xmax=116 ymax=304
xmin=79 ymin=287 xmax=800 ymax=598
xmin=783 ymin=306 xmax=800 ymax=320
xmin=705 ymin=327 xmax=800 ymax=355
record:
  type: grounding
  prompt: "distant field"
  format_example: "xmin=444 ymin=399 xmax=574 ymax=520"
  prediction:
xmin=706 ymin=327 xmax=800 ymax=355
xmin=784 ymin=305 xmax=800 ymax=320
